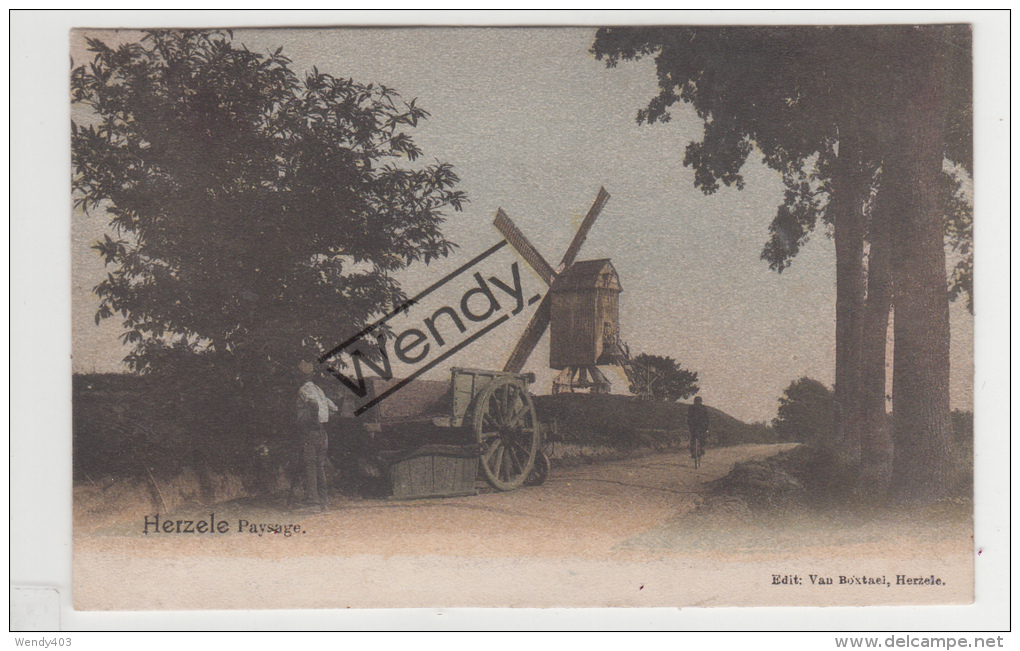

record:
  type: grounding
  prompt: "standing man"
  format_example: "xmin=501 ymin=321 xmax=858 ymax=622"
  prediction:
xmin=296 ymin=360 xmax=337 ymax=512
xmin=687 ymin=396 xmax=710 ymax=460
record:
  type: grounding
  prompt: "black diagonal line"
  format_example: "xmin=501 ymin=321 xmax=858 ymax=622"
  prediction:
xmin=319 ymin=239 xmax=508 ymax=363
xmin=354 ymin=314 xmax=512 ymax=416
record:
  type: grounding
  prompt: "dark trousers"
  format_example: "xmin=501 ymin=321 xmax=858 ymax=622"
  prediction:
xmin=302 ymin=424 xmax=329 ymax=504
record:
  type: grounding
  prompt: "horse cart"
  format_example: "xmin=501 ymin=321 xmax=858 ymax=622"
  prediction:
xmin=330 ymin=187 xmax=617 ymax=498
xmin=338 ymin=367 xmax=548 ymax=499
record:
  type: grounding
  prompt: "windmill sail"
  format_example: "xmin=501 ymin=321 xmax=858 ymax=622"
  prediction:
xmin=494 ymin=187 xmax=611 ymax=373
xmin=558 ymin=186 xmax=610 ymax=269
xmin=503 ymin=297 xmax=550 ymax=373
xmin=494 ymin=209 xmax=556 ymax=285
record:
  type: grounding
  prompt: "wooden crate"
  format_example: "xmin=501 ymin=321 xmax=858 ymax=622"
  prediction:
xmin=387 ymin=444 xmax=481 ymax=499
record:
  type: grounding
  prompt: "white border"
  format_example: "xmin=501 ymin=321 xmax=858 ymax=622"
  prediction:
xmin=9 ymin=9 xmax=1010 ymax=636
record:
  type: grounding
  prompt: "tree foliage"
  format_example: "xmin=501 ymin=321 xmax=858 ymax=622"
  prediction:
xmin=592 ymin=26 xmax=972 ymax=499
xmin=590 ymin=26 xmax=972 ymax=287
xmin=771 ymin=378 xmax=835 ymax=446
xmin=630 ymin=353 xmax=699 ymax=402
xmin=72 ymin=30 xmax=466 ymax=446
xmin=941 ymin=170 xmax=974 ymax=312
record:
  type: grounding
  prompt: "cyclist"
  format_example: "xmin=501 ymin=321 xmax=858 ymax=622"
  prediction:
xmin=687 ymin=396 xmax=709 ymax=465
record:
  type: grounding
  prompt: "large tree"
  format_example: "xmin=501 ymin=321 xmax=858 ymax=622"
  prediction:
xmin=880 ymin=27 xmax=964 ymax=500
xmin=591 ymin=25 xmax=971 ymax=499
xmin=72 ymin=30 xmax=466 ymax=453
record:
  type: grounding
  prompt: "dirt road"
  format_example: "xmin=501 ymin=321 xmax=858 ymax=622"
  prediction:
xmin=73 ymin=442 xmax=973 ymax=610
xmin=79 ymin=443 xmax=792 ymax=558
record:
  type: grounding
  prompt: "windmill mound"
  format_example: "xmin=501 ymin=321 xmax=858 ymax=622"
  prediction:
xmin=533 ymin=392 xmax=773 ymax=449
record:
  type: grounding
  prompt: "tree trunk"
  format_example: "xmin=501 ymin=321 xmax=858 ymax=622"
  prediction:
xmin=887 ymin=28 xmax=955 ymax=502
xmin=859 ymin=187 xmax=893 ymax=493
xmin=831 ymin=128 xmax=869 ymax=468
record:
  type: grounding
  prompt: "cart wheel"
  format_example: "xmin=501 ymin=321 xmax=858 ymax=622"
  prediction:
xmin=524 ymin=448 xmax=550 ymax=487
xmin=473 ymin=378 xmax=539 ymax=491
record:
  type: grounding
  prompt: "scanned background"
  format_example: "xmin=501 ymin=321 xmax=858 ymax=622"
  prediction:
xmin=10 ymin=10 xmax=1009 ymax=631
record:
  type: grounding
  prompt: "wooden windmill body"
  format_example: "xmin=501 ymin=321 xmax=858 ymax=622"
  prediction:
xmin=494 ymin=187 xmax=633 ymax=394
xmin=548 ymin=259 xmax=622 ymax=394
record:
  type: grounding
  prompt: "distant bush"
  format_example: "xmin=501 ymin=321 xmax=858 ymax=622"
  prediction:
xmin=534 ymin=393 xmax=769 ymax=450
xmin=771 ymin=377 xmax=834 ymax=446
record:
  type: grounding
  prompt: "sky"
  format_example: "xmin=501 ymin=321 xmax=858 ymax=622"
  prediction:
xmin=70 ymin=27 xmax=974 ymax=423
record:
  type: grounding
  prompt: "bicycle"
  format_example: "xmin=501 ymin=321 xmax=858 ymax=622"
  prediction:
xmin=691 ymin=434 xmax=704 ymax=469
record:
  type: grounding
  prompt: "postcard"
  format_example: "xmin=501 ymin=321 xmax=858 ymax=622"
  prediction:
xmin=67 ymin=24 xmax=977 ymax=612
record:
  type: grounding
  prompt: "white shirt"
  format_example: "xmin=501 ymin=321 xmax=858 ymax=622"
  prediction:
xmin=299 ymin=381 xmax=338 ymax=424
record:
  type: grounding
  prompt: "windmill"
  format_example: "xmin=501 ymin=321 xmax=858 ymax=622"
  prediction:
xmin=494 ymin=187 xmax=643 ymax=394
